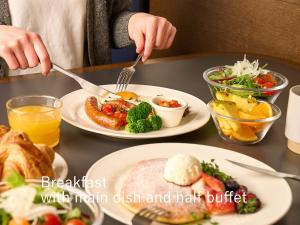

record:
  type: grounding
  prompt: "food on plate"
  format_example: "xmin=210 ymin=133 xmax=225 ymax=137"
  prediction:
xmin=121 ymin=154 xmax=261 ymax=224
xmin=164 ymin=154 xmax=202 ymax=186
xmin=85 ymin=95 xmax=164 ymax=133
xmin=116 ymin=91 xmax=139 ymax=101
xmin=125 ymin=102 xmax=162 ymax=133
xmin=0 ymin=125 xmax=10 ymax=140
xmin=157 ymin=99 xmax=182 ymax=108
xmin=203 ymin=56 xmax=288 ymax=102
xmin=0 ymin=172 xmax=92 ymax=225
xmin=210 ymin=98 xmax=275 ymax=143
xmin=85 ymin=97 xmax=134 ymax=130
xmin=0 ymin=130 xmax=55 ymax=180
xmin=151 ymin=96 xmax=187 ymax=128
xmin=121 ymin=158 xmax=205 ymax=224
xmin=84 ymin=92 xmax=190 ymax=132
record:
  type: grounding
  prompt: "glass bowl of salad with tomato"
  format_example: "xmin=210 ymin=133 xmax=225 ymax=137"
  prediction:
xmin=203 ymin=56 xmax=288 ymax=103
xmin=0 ymin=172 xmax=104 ymax=225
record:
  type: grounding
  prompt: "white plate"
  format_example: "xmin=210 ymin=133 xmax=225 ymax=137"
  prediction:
xmin=53 ymin=152 xmax=68 ymax=180
xmin=60 ymin=85 xmax=210 ymax=139
xmin=85 ymin=143 xmax=292 ymax=225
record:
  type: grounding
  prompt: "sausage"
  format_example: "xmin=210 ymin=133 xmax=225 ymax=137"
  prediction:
xmin=85 ymin=97 xmax=123 ymax=130
xmin=106 ymin=99 xmax=135 ymax=111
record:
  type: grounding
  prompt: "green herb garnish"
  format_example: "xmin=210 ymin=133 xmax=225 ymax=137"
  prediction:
xmin=201 ymin=159 xmax=232 ymax=183
xmin=0 ymin=209 xmax=10 ymax=225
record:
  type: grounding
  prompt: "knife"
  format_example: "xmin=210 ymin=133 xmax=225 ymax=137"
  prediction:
xmin=52 ymin=63 xmax=120 ymax=98
xmin=227 ymin=159 xmax=300 ymax=181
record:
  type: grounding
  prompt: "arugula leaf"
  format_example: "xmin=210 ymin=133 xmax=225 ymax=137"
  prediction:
xmin=201 ymin=159 xmax=232 ymax=183
xmin=225 ymin=75 xmax=260 ymax=89
xmin=0 ymin=209 xmax=10 ymax=225
xmin=237 ymin=198 xmax=260 ymax=214
xmin=5 ymin=171 xmax=25 ymax=188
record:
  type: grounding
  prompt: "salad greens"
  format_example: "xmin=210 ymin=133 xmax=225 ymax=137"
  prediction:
xmin=224 ymin=75 xmax=260 ymax=89
xmin=5 ymin=171 xmax=26 ymax=188
xmin=0 ymin=171 xmax=91 ymax=225
xmin=207 ymin=57 xmax=278 ymax=99
xmin=0 ymin=209 xmax=10 ymax=225
xmin=201 ymin=159 xmax=232 ymax=183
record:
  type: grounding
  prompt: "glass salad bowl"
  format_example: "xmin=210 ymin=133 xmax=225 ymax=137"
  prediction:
xmin=0 ymin=178 xmax=104 ymax=225
xmin=203 ymin=66 xmax=288 ymax=103
xmin=207 ymin=99 xmax=281 ymax=144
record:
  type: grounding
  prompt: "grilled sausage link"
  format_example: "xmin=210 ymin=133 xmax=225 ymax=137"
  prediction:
xmin=85 ymin=97 xmax=123 ymax=130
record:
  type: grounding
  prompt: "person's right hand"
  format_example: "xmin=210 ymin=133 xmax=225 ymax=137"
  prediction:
xmin=0 ymin=25 xmax=51 ymax=75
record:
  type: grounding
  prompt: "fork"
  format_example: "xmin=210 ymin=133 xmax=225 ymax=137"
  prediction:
xmin=131 ymin=206 xmax=170 ymax=225
xmin=115 ymin=53 xmax=143 ymax=92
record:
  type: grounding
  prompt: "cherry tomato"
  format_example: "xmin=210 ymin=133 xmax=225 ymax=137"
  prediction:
xmin=39 ymin=214 xmax=62 ymax=225
xmin=113 ymin=111 xmax=127 ymax=125
xmin=169 ymin=100 xmax=181 ymax=108
xmin=262 ymin=81 xmax=274 ymax=89
xmin=102 ymin=104 xmax=114 ymax=116
xmin=254 ymin=77 xmax=265 ymax=85
xmin=262 ymin=81 xmax=276 ymax=96
xmin=65 ymin=219 xmax=86 ymax=225
xmin=113 ymin=110 xmax=121 ymax=118
xmin=261 ymin=73 xmax=276 ymax=84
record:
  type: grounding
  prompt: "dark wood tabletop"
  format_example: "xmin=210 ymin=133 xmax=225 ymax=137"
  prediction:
xmin=0 ymin=53 xmax=299 ymax=225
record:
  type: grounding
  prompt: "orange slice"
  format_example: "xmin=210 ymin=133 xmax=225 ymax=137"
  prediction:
xmin=238 ymin=111 xmax=265 ymax=129
xmin=231 ymin=125 xmax=258 ymax=142
xmin=250 ymin=102 xmax=273 ymax=118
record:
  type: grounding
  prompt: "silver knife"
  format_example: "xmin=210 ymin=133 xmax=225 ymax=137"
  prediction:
xmin=52 ymin=63 xmax=120 ymax=98
xmin=227 ymin=159 xmax=300 ymax=181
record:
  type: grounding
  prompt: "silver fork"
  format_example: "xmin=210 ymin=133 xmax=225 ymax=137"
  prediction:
xmin=115 ymin=53 xmax=143 ymax=92
xmin=131 ymin=206 xmax=170 ymax=225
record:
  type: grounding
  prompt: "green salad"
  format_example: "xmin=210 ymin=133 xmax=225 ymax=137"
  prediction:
xmin=208 ymin=56 xmax=278 ymax=98
xmin=0 ymin=172 xmax=92 ymax=225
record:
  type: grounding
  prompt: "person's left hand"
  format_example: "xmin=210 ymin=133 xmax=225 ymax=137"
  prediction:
xmin=128 ymin=13 xmax=176 ymax=62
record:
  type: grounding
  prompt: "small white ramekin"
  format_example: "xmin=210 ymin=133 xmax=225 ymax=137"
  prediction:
xmin=151 ymin=96 xmax=188 ymax=128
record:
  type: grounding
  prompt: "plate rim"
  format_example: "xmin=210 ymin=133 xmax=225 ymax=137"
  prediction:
xmin=60 ymin=84 xmax=210 ymax=139
xmin=85 ymin=143 xmax=293 ymax=225
xmin=54 ymin=152 xmax=68 ymax=180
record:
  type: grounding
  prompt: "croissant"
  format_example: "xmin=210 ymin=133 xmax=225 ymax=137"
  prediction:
xmin=0 ymin=130 xmax=55 ymax=180
xmin=0 ymin=125 xmax=10 ymax=141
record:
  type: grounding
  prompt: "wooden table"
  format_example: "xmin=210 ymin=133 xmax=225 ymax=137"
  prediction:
xmin=0 ymin=53 xmax=299 ymax=225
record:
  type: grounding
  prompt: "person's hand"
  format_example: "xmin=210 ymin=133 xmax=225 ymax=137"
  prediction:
xmin=128 ymin=13 xmax=176 ymax=62
xmin=0 ymin=25 xmax=51 ymax=75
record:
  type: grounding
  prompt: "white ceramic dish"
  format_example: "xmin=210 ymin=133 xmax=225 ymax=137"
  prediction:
xmin=151 ymin=96 xmax=187 ymax=127
xmin=60 ymin=84 xmax=210 ymax=139
xmin=85 ymin=143 xmax=292 ymax=225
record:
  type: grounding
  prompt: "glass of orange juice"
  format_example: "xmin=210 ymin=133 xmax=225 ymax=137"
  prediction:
xmin=6 ymin=95 xmax=63 ymax=148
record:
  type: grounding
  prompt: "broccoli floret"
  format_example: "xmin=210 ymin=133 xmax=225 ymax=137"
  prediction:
xmin=136 ymin=119 xmax=153 ymax=133
xmin=126 ymin=119 xmax=153 ymax=133
xmin=149 ymin=115 xmax=162 ymax=130
xmin=126 ymin=102 xmax=152 ymax=123
xmin=125 ymin=123 xmax=139 ymax=133
xmin=138 ymin=102 xmax=152 ymax=117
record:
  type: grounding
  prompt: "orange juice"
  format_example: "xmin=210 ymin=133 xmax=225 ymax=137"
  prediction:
xmin=8 ymin=106 xmax=61 ymax=148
